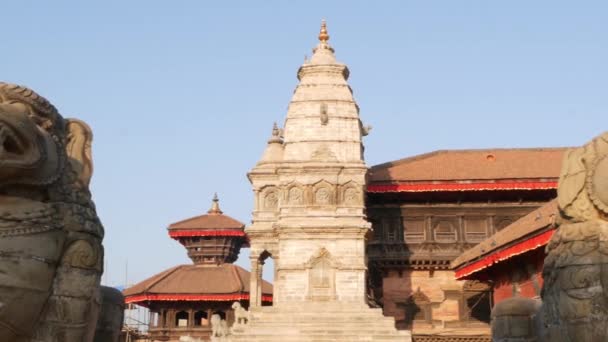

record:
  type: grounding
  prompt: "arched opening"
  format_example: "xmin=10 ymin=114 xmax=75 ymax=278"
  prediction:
xmin=194 ymin=310 xmax=209 ymax=326
xmin=259 ymin=250 xmax=274 ymax=307
xmin=175 ymin=310 xmax=189 ymax=327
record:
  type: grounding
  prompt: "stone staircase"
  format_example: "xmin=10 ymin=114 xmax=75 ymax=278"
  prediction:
xmin=228 ymin=303 xmax=411 ymax=342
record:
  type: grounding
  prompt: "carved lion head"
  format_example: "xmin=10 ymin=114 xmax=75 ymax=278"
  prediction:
xmin=0 ymin=82 xmax=93 ymax=203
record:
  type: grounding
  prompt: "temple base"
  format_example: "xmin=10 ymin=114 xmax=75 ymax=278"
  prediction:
xmin=228 ymin=303 xmax=411 ymax=342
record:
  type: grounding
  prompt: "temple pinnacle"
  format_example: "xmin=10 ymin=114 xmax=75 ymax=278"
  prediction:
xmin=208 ymin=193 xmax=223 ymax=214
xmin=318 ymin=19 xmax=329 ymax=42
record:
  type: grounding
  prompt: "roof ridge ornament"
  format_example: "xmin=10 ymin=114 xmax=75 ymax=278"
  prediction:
xmin=319 ymin=19 xmax=329 ymax=42
xmin=268 ymin=122 xmax=283 ymax=143
xmin=208 ymin=193 xmax=223 ymax=214
xmin=311 ymin=19 xmax=335 ymax=57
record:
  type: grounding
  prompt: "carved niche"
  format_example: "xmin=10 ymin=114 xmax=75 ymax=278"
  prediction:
xmin=313 ymin=180 xmax=334 ymax=206
xmin=286 ymin=184 xmax=305 ymax=205
xmin=340 ymin=181 xmax=362 ymax=206
xmin=305 ymin=248 xmax=337 ymax=301
xmin=261 ymin=187 xmax=279 ymax=210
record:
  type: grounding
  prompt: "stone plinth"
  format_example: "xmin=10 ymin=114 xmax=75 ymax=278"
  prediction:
xmin=230 ymin=303 xmax=410 ymax=342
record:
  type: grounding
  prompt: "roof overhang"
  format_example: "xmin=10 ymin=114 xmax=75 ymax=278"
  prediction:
xmin=367 ymin=180 xmax=558 ymax=193
xmin=125 ymin=293 xmax=273 ymax=306
xmin=168 ymin=229 xmax=246 ymax=239
xmin=453 ymin=228 xmax=555 ymax=280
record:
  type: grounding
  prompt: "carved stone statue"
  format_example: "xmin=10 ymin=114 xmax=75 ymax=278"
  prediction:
xmin=232 ymin=302 xmax=249 ymax=325
xmin=541 ymin=132 xmax=608 ymax=341
xmin=0 ymin=82 xmax=108 ymax=342
xmin=210 ymin=314 xmax=229 ymax=341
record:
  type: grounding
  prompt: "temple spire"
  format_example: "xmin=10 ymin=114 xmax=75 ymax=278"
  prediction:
xmin=310 ymin=19 xmax=336 ymax=64
xmin=208 ymin=193 xmax=223 ymax=214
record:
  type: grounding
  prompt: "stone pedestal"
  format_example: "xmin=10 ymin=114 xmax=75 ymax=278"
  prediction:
xmin=230 ymin=304 xmax=410 ymax=342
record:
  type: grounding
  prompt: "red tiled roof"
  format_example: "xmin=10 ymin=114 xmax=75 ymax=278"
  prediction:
xmin=369 ymin=148 xmax=567 ymax=184
xmin=168 ymin=213 xmax=244 ymax=231
xmin=123 ymin=264 xmax=272 ymax=302
xmin=451 ymin=199 xmax=558 ymax=278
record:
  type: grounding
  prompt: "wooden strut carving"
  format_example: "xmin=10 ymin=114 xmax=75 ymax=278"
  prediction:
xmin=0 ymin=82 xmax=120 ymax=342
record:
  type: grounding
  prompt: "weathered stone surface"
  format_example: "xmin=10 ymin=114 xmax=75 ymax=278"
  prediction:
xmin=491 ymin=297 xmax=541 ymax=342
xmin=93 ymin=286 xmax=125 ymax=342
xmin=0 ymin=82 xmax=118 ymax=342
xmin=541 ymin=132 xmax=608 ymax=341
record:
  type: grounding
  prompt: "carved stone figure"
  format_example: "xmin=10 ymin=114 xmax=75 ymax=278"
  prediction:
xmin=263 ymin=190 xmax=278 ymax=210
xmin=320 ymin=103 xmax=329 ymax=125
xmin=541 ymin=132 xmax=608 ymax=341
xmin=210 ymin=314 xmax=229 ymax=341
xmin=287 ymin=186 xmax=304 ymax=205
xmin=0 ymin=82 xmax=107 ymax=342
xmin=232 ymin=302 xmax=249 ymax=325
xmin=343 ymin=187 xmax=359 ymax=205
xmin=315 ymin=187 xmax=331 ymax=205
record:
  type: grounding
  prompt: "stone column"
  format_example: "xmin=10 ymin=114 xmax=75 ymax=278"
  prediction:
xmin=250 ymin=256 xmax=261 ymax=308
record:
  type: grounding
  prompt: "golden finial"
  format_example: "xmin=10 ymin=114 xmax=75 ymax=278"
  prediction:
xmin=208 ymin=193 xmax=223 ymax=214
xmin=318 ymin=19 xmax=329 ymax=42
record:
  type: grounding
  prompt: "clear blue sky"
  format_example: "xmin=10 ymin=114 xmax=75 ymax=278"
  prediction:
xmin=3 ymin=1 xmax=607 ymax=286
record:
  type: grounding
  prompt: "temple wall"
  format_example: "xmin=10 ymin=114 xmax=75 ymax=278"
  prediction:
xmin=275 ymin=235 xmax=366 ymax=305
xmin=383 ymin=269 xmax=464 ymax=329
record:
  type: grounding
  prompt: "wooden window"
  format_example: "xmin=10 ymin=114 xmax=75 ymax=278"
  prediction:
xmin=175 ymin=311 xmax=189 ymax=327
xmin=194 ymin=310 xmax=208 ymax=326
xmin=434 ymin=220 xmax=457 ymax=242
xmin=403 ymin=218 xmax=426 ymax=243
xmin=465 ymin=218 xmax=487 ymax=242
xmin=384 ymin=218 xmax=402 ymax=242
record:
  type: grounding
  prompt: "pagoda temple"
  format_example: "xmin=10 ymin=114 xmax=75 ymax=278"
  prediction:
xmin=123 ymin=195 xmax=272 ymax=341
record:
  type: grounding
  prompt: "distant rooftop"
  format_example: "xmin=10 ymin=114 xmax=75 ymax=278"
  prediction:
xmin=369 ymin=147 xmax=567 ymax=184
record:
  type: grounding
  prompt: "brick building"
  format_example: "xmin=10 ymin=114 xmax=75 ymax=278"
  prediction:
xmin=365 ymin=148 xmax=564 ymax=340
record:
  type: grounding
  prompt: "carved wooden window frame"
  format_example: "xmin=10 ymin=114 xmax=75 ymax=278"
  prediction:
xmin=464 ymin=217 xmax=488 ymax=243
xmin=403 ymin=217 xmax=426 ymax=243
xmin=433 ymin=219 xmax=458 ymax=243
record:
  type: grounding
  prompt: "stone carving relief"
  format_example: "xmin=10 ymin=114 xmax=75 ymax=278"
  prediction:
xmin=540 ymin=132 xmax=608 ymax=341
xmin=262 ymin=187 xmax=279 ymax=210
xmin=342 ymin=186 xmax=361 ymax=206
xmin=306 ymin=247 xmax=337 ymax=301
xmin=287 ymin=186 xmax=304 ymax=205
xmin=320 ymin=103 xmax=329 ymax=125
xmin=315 ymin=187 xmax=331 ymax=204
xmin=313 ymin=181 xmax=334 ymax=206
xmin=0 ymin=82 xmax=116 ymax=342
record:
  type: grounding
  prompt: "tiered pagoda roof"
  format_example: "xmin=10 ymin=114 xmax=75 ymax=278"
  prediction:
xmin=124 ymin=195 xmax=272 ymax=306
xmin=123 ymin=264 xmax=273 ymax=305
